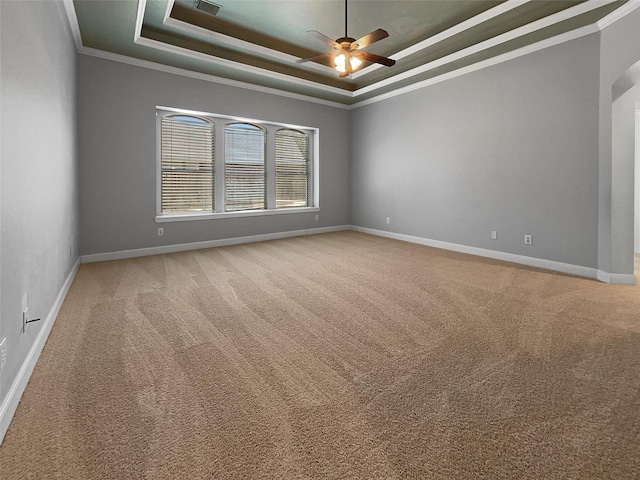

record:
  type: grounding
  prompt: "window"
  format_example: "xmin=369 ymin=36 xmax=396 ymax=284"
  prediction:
xmin=275 ymin=129 xmax=310 ymax=208
xmin=225 ymin=123 xmax=266 ymax=212
xmin=157 ymin=108 xmax=317 ymax=221
xmin=160 ymin=115 xmax=214 ymax=213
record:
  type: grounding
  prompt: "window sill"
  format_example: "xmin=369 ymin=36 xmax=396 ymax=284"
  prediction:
xmin=155 ymin=206 xmax=320 ymax=223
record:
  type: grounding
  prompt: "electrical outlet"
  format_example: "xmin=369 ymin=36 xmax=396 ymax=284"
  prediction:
xmin=21 ymin=293 xmax=28 ymax=333
xmin=386 ymin=217 xmax=391 ymax=225
xmin=0 ymin=338 xmax=6 ymax=371
xmin=22 ymin=308 xmax=29 ymax=333
xmin=315 ymin=214 xmax=319 ymax=222
xmin=491 ymin=231 xmax=498 ymax=240
xmin=157 ymin=227 xmax=164 ymax=236
xmin=524 ymin=234 xmax=533 ymax=245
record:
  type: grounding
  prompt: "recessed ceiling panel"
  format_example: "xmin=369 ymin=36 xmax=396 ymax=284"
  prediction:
xmin=70 ymin=0 xmax=632 ymax=106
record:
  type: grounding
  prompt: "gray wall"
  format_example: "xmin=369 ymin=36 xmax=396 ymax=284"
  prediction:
xmin=77 ymin=56 xmax=350 ymax=256
xmin=0 ymin=0 xmax=78 ymax=414
xmin=633 ymin=110 xmax=640 ymax=254
xmin=598 ymin=7 xmax=640 ymax=275
xmin=610 ymin=86 xmax=636 ymax=273
xmin=350 ymin=34 xmax=601 ymax=268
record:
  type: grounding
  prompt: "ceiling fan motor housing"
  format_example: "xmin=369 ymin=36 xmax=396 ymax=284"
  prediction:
xmin=336 ymin=37 xmax=357 ymax=46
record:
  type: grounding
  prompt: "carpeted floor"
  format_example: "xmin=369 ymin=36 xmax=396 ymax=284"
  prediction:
xmin=1 ymin=231 xmax=639 ymax=479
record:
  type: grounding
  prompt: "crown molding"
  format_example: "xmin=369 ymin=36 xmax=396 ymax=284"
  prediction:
xmin=134 ymin=34 xmax=352 ymax=97
xmin=162 ymin=0 xmax=329 ymax=76
xmin=597 ymin=0 xmax=640 ymax=29
xmin=63 ymin=0 xmax=638 ymax=109
xmin=351 ymin=24 xmax=600 ymax=108
xmin=134 ymin=0 xmax=619 ymax=99
xmin=353 ymin=0 xmax=617 ymax=97
xmin=79 ymin=45 xmax=351 ymax=109
xmin=351 ymin=0 xmax=533 ymax=80
xmin=62 ymin=0 xmax=83 ymax=52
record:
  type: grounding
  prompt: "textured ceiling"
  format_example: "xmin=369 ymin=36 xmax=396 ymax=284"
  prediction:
xmin=69 ymin=0 xmax=629 ymax=106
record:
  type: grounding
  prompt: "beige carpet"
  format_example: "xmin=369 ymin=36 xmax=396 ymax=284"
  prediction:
xmin=1 ymin=231 xmax=639 ymax=479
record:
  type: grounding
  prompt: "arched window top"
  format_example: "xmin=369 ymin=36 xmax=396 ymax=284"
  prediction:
xmin=160 ymin=114 xmax=214 ymax=214
xmin=226 ymin=122 xmax=265 ymax=131
xmin=275 ymin=128 xmax=309 ymax=161
xmin=276 ymin=127 xmax=307 ymax=136
xmin=167 ymin=114 xmax=213 ymax=125
xmin=275 ymin=127 xmax=310 ymax=208
xmin=157 ymin=106 xmax=316 ymax=218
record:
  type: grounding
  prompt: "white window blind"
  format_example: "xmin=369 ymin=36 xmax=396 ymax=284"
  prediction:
xmin=225 ymin=123 xmax=266 ymax=212
xmin=161 ymin=115 xmax=214 ymax=213
xmin=275 ymin=129 xmax=310 ymax=208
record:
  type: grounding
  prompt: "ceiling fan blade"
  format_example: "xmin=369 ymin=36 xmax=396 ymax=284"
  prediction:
xmin=356 ymin=51 xmax=396 ymax=67
xmin=351 ymin=29 xmax=389 ymax=50
xmin=296 ymin=52 xmax=334 ymax=64
xmin=307 ymin=30 xmax=340 ymax=49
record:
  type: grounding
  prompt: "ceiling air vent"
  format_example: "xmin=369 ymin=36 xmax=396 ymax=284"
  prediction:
xmin=194 ymin=0 xmax=221 ymax=16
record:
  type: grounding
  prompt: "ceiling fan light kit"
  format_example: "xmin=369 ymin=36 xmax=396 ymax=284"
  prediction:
xmin=297 ymin=0 xmax=395 ymax=77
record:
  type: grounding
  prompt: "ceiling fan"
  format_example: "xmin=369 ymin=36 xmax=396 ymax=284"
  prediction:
xmin=296 ymin=0 xmax=396 ymax=77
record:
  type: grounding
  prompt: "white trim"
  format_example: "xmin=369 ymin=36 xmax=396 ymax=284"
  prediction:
xmin=351 ymin=226 xmax=602 ymax=281
xmin=134 ymin=0 xmax=615 ymax=100
xmin=61 ymin=0 xmax=83 ymax=51
xmin=597 ymin=270 xmax=638 ymax=285
xmin=133 ymin=0 xmax=348 ymax=97
xmin=351 ymin=23 xmax=599 ymax=109
xmin=65 ymin=0 xmax=350 ymax=109
xmin=163 ymin=16 xmax=330 ymax=77
xmin=80 ymin=226 xmax=350 ymax=263
xmin=597 ymin=0 xmax=640 ymax=30
xmin=0 ymin=230 xmax=631 ymax=444
xmin=134 ymin=35 xmax=352 ymax=97
xmin=351 ymin=0 xmax=532 ymax=80
xmin=64 ymin=0 xmax=638 ymax=109
xmin=162 ymin=0 xmax=174 ymax=25
xmin=155 ymin=107 xmax=319 ymax=219
xmin=157 ymin=105 xmax=320 ymax=131
xmin=353 ymin=0 xmax=616 ymax=97
xmin=0 ymin=259 xmax=80 ymax=445
xmin=78 ymin=225 xmax=637 ymax=284
xmin=155 ymin=207 xmax=320 ymax=223
xmin=76 ymin=46 xmax=351 ymax=109
xmin=134 ymin=0 xmax=146 ymax=42
xmin=63 ymin=0 xmax=637 ymax=109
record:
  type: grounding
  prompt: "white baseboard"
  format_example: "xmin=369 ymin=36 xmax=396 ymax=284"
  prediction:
xmin=81 ymin=225 xmax=637 ymax=285
xmin=596 ymin=270 xmax=637 ymax=285
xmin=0 ymin=258 xmax=81 ymax=445
xmin=0 ymin=226 xmax=634 ymax=445
xmin=351 ymin=226 xmax=606 ymax=281
xmin=80 ymin=225 xmax=350 ymax=263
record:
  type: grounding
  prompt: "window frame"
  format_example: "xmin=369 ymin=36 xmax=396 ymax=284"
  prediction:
xmin=156 ymin=106 xmax=319 ymax=223
xmin=275 ymin=127 xmax=312 ymax=209
xmin=224 ymin=122 xmax=267 ymax=213
xmin=160 ymin=114 xmax=215 ymax=214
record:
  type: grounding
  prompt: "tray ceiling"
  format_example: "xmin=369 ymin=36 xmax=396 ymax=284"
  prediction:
xmin=67 ymin=0 xmax=630 ymax=106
